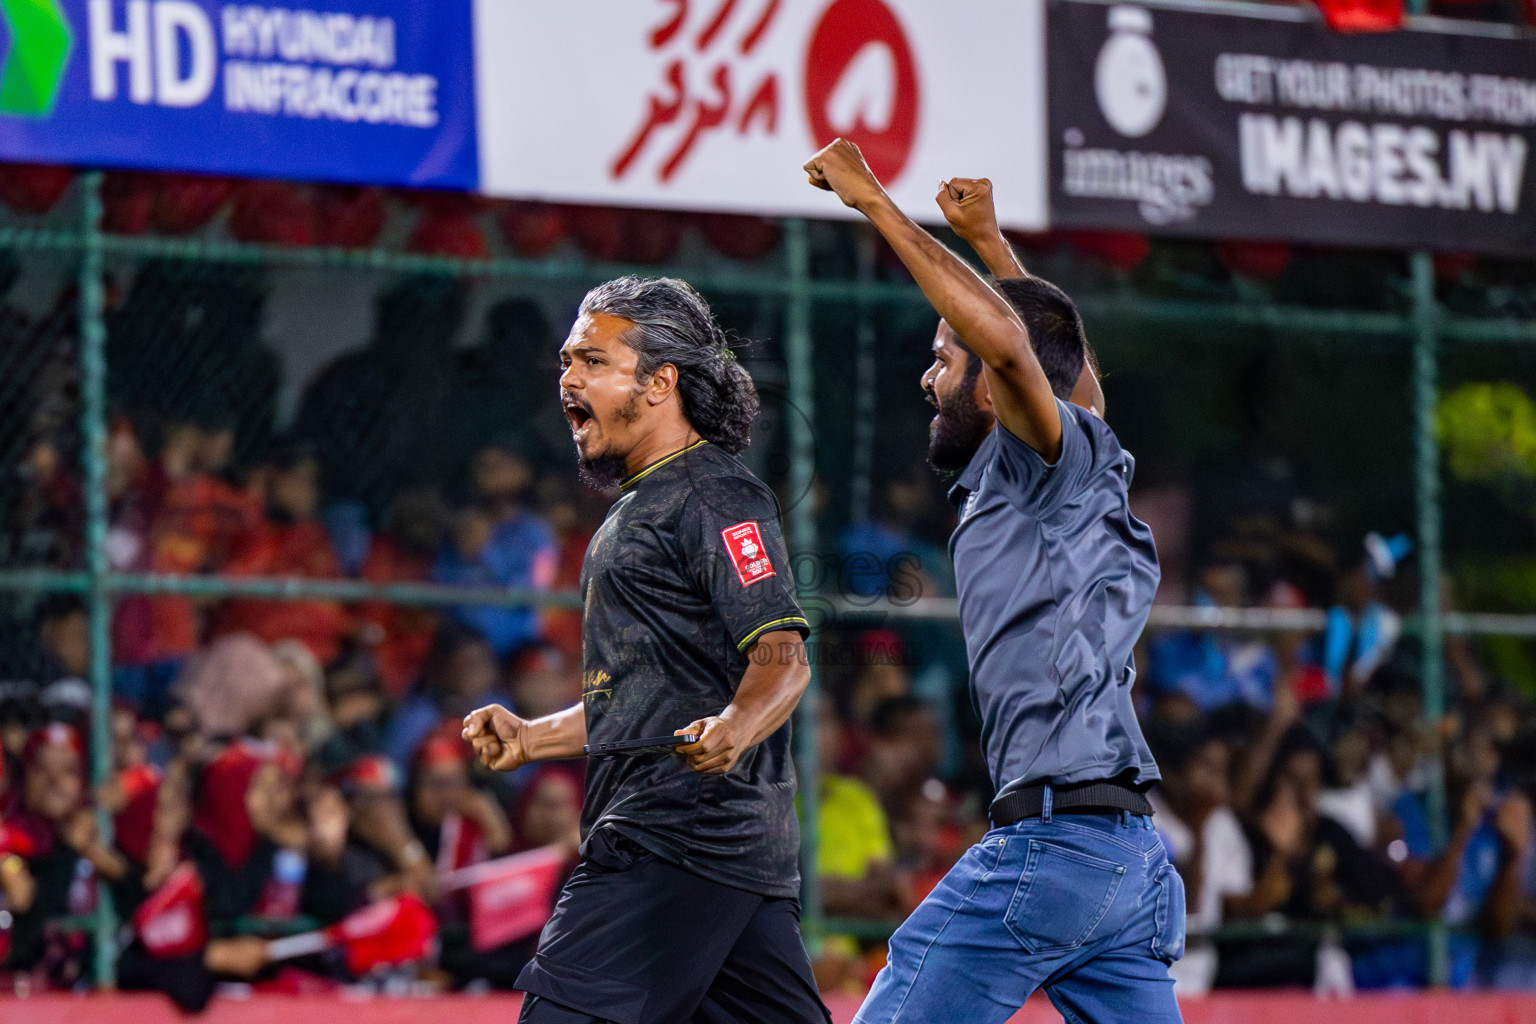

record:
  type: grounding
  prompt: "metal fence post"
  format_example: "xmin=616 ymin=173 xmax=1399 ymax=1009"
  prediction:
xmin=77 ymin=170 xmax=117 ymax=987
xmin=1410 ymin=249 xmax=1449 ymax=986
xmin=849 ymin=229 xmax=879 ymax=526
xmin=784 ymin=219 xmax=823 ymax=943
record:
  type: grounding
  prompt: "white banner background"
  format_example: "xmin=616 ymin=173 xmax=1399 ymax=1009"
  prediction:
xmin=473 ymin=0 xmax=1048 ymax=229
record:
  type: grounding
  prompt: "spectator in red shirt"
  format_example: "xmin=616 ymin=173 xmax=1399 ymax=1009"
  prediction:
xmin=536 ymin=480 xmax=598 ymax=660
xmin=216 ymin=441 xmax=352 ymax=665
xmin=134 ymin=416 xmax=263 ymax=666
xmin=359 ymin=488 xmax=449 ymax=697
xmin=408 ymin=730 xmax=512 ymax=877
xmin=6 ymin=725 xmax=132 ymax=986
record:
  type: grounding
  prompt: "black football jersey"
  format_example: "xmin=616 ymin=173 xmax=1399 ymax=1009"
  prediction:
xmin=579 ymin=440 xmax=808 ymax=897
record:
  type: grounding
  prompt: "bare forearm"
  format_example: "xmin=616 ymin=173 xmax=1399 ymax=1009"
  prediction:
xmin=860 ymin=196 xmax=1031 ymax=372
xmin=721 ymin=633 xmax=812 ymax=748
xmin=467 ymin=794 xmax=514 ymax=855
xmin=81 ymin=843 xmax=130 ymax=882
xmin=523 ymin=704 xmax=589 ymax=761
xmin=963 ymin=229 xmax=1029 ymax=280
xmin=1233 ymin=722 xmax=1288 ymax=813
xmin=1410 ymin=826 xmax=1476 ymax=916
xmin=1485 ymin=859 xmax=1525 ymax=937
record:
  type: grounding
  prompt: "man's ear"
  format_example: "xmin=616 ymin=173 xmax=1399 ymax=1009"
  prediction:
xmin=646 ymin=362 xmax=679 ymax=406
xmin=973 ymin=369 xmax=995 ymax=415
xmin=1070 ymin=363 xmax=1105 ymax=419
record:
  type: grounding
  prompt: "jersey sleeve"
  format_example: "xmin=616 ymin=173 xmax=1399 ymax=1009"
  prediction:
xmin=680 ymin=473 xmax=809 ymax=653
xmin=991 ymin=399 xmax=1114 ymax=515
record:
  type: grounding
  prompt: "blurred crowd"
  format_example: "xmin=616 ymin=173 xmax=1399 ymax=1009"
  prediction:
xmin=3 ymin=268 xmax=1536 ymax=1006
xmin=1138 ymin=538 xmax=1536 ymax=997
xmin=807 ymin=512 xmax=1536 ymax=997
xmin=0 ymin=283 xmax=604 ymax=1004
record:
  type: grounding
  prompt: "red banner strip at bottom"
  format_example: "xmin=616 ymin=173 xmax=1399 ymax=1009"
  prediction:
xmin=1 ymin=989 xmax=1531 ymax=1024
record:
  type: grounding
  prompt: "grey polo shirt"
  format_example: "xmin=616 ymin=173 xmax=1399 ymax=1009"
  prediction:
xmin=948 ymin=399 xmax=1161 ymax=795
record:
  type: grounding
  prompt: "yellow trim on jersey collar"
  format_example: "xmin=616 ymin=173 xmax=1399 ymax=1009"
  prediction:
xmin=619 ymin=439 xmax=710 ymax=490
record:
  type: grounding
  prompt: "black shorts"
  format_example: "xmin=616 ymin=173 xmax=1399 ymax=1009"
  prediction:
xmin=516 ymin=830 xmax=831 ymax=1024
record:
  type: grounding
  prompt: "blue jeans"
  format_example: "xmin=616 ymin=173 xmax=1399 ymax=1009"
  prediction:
xmin=855 ymin=810 xmax=1185 ymax=1024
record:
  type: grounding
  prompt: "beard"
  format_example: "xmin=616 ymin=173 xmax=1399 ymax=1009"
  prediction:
xmin=927 ymin=383 xmax=992 ymax=471
xmin=573 ymin=392 xmax=643 ymax=490
xmin=577 ymin=451 xmax=629 ymax=491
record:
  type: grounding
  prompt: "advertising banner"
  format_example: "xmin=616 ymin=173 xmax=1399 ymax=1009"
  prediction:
xmin=1048 ymin=0 xmax=1536 ymax=255
xmin=473 ymin=0 xmax=1050 ymax=230
xmin=0 ymin=0 xmax=478 ymax=188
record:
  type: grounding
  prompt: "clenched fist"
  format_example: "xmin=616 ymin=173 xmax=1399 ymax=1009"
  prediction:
xmin=462 ymin=705 xmax=531 ymax=772
xmin=804 ymin=138 xmax=887 ymax=211
xmin=936 ymin=178 xmax=1000 ymax=243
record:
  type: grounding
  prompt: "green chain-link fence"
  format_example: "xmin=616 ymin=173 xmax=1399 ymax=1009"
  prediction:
xmin=1 ymin=170 xmax=1535 ymax=987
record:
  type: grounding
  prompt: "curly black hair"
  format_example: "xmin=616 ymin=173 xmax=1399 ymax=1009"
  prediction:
xmin=577 ymin=276 xmax=759 ymax=454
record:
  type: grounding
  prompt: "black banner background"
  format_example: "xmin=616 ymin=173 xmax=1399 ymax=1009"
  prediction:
xmin=1048 ymin=0 xmax=1536 ymax=255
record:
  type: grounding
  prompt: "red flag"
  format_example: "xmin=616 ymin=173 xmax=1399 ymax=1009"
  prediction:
xmin=332 ymin=892 xmax=439 ymax=975
xmin=1314 ymin=0 xmax=1403 ymax=31
xmin=265 ymin=892 xmax=439 ymax=975
xmin=134 ymin=863 xmax=209 ymax=959
xmin=458 ymin=846 xmax=567 ymax=952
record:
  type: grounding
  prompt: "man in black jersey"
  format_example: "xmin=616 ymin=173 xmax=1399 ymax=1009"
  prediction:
xmin=463 ymin=276 xmax=830 ymax=1024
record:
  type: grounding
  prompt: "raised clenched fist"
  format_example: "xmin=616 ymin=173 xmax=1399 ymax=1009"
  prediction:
xmin=804 ymin=138 xmax=886 ymax=211
xmin=936 ymin=178 xmax=1000 ymax=243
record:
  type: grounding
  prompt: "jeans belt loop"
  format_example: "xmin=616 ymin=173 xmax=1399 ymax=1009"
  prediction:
xmin=1041 ymin=785 xmax=1053 ymax=823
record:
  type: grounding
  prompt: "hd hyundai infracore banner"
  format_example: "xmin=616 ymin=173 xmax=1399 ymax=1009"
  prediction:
xmin=1048 ymin=0 xmax=1536 ymax=255
xmin=0 ymin=0 xmax=478 ymax=188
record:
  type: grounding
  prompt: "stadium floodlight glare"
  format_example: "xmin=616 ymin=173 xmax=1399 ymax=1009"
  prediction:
xmin=0 ymin=0 xmax=72 ymax=117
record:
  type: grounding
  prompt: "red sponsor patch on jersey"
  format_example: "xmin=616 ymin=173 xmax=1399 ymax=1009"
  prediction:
xmin=720 ymin=521 xmax=776 ymax=586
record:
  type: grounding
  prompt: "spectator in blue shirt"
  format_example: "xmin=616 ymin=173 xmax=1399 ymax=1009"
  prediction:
xmin=1391 ymin=723 xmax=1532 ymax=987
xmin=1322 ymin=533 xmax=1410 ymax=700
xmin=433 ymin=443 xmax=557 ymax=659
xmin=837 ymin=472 xmax=953 ymax=601
xmin=1149 ymin=559 xmax=1278 ymax=712
xmin=385 ymin=623 xmax=509 ymax=768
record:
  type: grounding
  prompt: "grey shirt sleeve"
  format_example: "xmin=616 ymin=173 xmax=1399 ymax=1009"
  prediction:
xmin=989 ymin=400 xmax=1107 ymax=515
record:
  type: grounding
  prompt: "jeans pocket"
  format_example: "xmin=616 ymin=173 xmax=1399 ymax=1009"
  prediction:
xmin=1150 ymin=861 xmax=1187 ymax=963
xmin=1005 ymin=840 xmax=1126 ymax=954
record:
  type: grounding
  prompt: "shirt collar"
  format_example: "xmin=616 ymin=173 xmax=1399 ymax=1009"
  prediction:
xmin=947 ymin=427 xmax=998 ymax=508
xmin=620 ymin=439 xmax=709 ymax=491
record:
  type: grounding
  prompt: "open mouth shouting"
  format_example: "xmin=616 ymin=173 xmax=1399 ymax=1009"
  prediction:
xmin=563 ymin=394 xmax=596 ymax=445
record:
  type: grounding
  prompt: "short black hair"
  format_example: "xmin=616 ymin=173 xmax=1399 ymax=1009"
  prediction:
xmin=991 ymin=276 xmax=1092 ymax=401
xmin=427 ymin=621 xmax=490 ymax=665
xmin=263 ymin=435 xmax=318 ymax=474
xmin=36 ymin=593 xmax=86 ymax=624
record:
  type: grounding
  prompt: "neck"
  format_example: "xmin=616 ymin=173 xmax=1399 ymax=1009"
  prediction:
xmin=623 ymin=420 xmax=701 ymax=477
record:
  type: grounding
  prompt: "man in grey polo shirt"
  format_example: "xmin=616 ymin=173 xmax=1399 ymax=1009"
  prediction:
xmin=805 ymin=139 xmax=1182 ymax=1024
